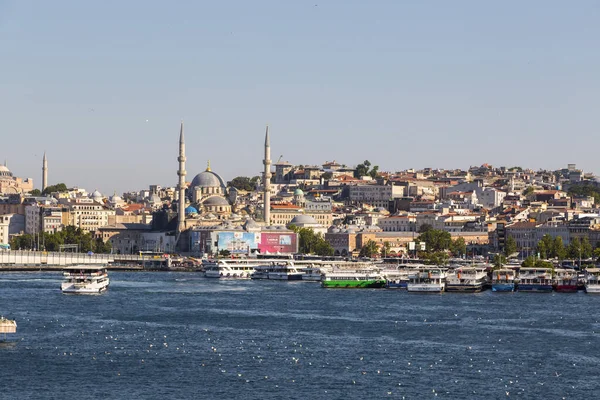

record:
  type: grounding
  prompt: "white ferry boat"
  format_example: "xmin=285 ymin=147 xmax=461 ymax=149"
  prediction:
xmin=517 ymin=267 xmax=553 ymax=292
xmin=203 ymin=259 xmax=258 ymax=279
xmin=585 ymin=268 xmax=600 ymax=294
xmin=61 ymin=265 xmax=110 ymax=294
xmin=267 ymin=262 xmax=305 ymax=281
xmin=250 ymin=264 xmax=272 ymax=280
xmin=301 ymin=264 xmax=329 ymax=282
xmin=407 ymin=268 xmax=447 ymax=293
xmin=445 ymin=267 xmax=487 ymax=292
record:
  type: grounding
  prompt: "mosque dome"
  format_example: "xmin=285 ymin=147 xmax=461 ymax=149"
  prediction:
xmin=290 ymin=215 xmax=318 ymax=225
xmin=202 ymin=196 xmax=229 ymax=206
xmin=0 ymin=165 xmax=12 ymax=178
xmin=185 ymin=206 xmax=198 ymax=215
xmin=191 ymin=165 xmax=226 ymax=189
xmin=91 ymin=190 xmax=103 ymax=200
xmin=294 ymin=188 xmax=304 ymax=196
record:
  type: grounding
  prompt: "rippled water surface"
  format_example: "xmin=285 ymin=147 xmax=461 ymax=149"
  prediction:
xmin=1 ymin=272 xmax=600 ymax=399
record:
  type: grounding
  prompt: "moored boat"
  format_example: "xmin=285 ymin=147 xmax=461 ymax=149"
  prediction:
xmin=203 ymin=259 xmax=258 ymax=279
xmin=445 ymin=266 xmax=487 ymax=292
xmin=321 ymin=270 xmax=386 ymax=289
xmin=584 ymin=268 xmax=600 ymax=294
xmin=61 ymin=265 xmax=110 ymax=294
xmin=407 ymin=268 xmax=446 ymax=293
xmin=553 ymin=268 xmax=579 ymax=293
xmin=492 ymin=268 xmax=516 ymax=292
xmin=267 ymin=262 xmax=305 ymax=281
xmin=517 ymin=267 xmax=553 ymax=292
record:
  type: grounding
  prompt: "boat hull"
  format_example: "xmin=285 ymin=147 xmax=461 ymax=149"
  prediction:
xmin=517 ymin=284 xmax=553 ymax=292
xmin=61 ymin=283 xmax=109 ymax=294
xmin=445 ymin=284 xmax=483 ymax=293
xmin=386 ymin=281 xmax=408 ymax=289
xmin=585 ymin=284 xmax=600 ymax=294
xmin=492 ymin=283 xmax=515 ymax=292
xmin=407 ymin=283 xmax=445 ymax=293
xmin=322 ymin=280 xmax=386 ymax=289
xmin=268 ymin=273 xmax=303 ymax=281
xmin=555 ymin=285 xmax=578 ymax=293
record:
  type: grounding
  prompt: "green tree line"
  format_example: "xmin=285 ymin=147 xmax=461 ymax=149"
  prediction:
xmin=10 ymin=226 xmax=111 ymax=253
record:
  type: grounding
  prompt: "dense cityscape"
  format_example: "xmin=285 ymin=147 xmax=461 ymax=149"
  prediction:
xmin=2 ymin=122 xmax=600 ymax=268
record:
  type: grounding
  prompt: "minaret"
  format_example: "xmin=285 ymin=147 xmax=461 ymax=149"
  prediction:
xmin=263 ymin=125 xmax=271 ymax=225
xmin=177 ymin=122 xmax=187 ymax=234
xmin=42 ymin=152 xmax=48 ymax=191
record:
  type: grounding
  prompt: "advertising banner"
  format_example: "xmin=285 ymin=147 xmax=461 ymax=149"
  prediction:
xmin=258 ymin=232 xmax=298 ymax=254
xmin=217 ymin=232 xmax=260 ymax=254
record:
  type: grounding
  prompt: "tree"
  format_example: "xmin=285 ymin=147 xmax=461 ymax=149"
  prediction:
xmin=41 ymin=183 xmax=68 ymax=196
xmin=380 ymin=241 xmax=391 ymax=257
xmin=504 ymin=236 xmax=517 ymax=257
xmin=581 ymin=237 xmax=593 ymax=259
xmin=417 ymin=229 xmax=452 ymax=252
xmin=418 ymin=224 xmax=433 ymax=233
xmin=219 ymin=249 xmax=231 ymax=257
xmin=354 ymin=160 xmax=380 ymax=179
xmin=451 ymin=237 xmax=467 ymax=257
xmin=521 ymin=256 xmax=553 ymax=269
xmin=553 ymin=236 xmax=566 ymax=260
xmin=594 ymin=247 xmax=600 ymax=262
xmin=29 ymin=189 xmax=42 ymax=196
xmin=288 ymin=225 xmax=334 ymax=256
xmin=359 ymin=240 xmax=379 ymax=258
xmin=522 ymin=186 xmax=535 ymax=196
xmin=567 ymin=182 xmax=600 ymax=205
xmin=567 ymin=238 xmax=581 ymax=260
xmin=423 ymin=251 xmax=449 ymax=266
xmin=492 ymin=254 xmax=506 ymax=269
xmin=321 ymin=172 xmax=333 ymax=180
xmin=228 ymin=176 xmax=254 ymax=191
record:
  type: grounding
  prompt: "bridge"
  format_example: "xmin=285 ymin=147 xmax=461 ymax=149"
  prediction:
xmin=0 ymin=251 xmax=170 ymax=270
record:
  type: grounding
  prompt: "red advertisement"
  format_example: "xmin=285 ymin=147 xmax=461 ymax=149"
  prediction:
xmin=258 ymin=232 xmax=298 ymax=254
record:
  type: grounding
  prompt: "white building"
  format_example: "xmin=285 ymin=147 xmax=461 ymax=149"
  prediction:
xmin=348 ymin=184 xmax=404 ymax=209
xmin=378 ymin=215 xmax=417 ymax=232
xmin=67 ymin=198 xmax=115 ymax=233
xmin=0 ymin=214 xmax=25 ymax=244
xmin=25 ymin=204 xmax=41 ymax=234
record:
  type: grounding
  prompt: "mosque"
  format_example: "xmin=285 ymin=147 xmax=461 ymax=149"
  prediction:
xmin=0 ymin=163 xmax=34 ymax=195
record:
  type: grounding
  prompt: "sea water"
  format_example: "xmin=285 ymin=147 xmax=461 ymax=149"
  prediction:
xmin=1 ymin=272 xmax=599 ymax=399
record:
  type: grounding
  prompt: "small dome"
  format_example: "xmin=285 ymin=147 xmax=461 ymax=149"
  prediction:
xmin=243 ymin=218 xmax=260 ymax=230
xmin=290 ymin=215 xmax=318 ymax=225
xmin=185 ymin=206 xmax=198 ymax=214
xmin=294 ymin=188 xmax=304 ymax=196
xmin=202 ymin=196 xmax=229 ymax=206
xmin=91 ymin=190 xmax=103 ymax=199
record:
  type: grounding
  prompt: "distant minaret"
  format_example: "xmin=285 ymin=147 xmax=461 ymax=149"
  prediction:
xmin=263 ymin=125 xmax=271 ymax=225
xmin=177 ymin=122 xmax=187 ymax=234
xmin=42 ymin=152 xmax=48 ymax=191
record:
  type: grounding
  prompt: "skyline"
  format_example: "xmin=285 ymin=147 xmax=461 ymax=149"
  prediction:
xmin=2 ymin=1 xmax=599 ymax=194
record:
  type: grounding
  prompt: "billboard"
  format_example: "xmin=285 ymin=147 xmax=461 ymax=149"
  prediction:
xmin=217 ymin=232 xmax=260 ymax=254
xmin=258 ymin=232 xmax=298 ymax=254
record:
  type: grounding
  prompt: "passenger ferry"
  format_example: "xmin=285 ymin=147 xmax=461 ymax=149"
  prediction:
xmin=61 ymin=265 xmax=110 ymax=294
xmin=492 ymin=268 xmax=516 ymax=292
xmin=407 ymin=268 xmax=447 ymax=293
xmin=383 ymin=268 xmax=410 ymax=289
xmin=0 ymin=316 xmax=17 ymax=339
xmin=267 ymin=262 xmax=305 ymax=281
xmin=321 ymin=270 xmax=386 ymax=289
xmin=445 ymin=266 xmax=487 ymax=292
xmin=517 ymin=267 xmax=553 ymax=292
xmin=584 ymin=268 xmax=600 ymax=294
xmin=553 ymin=268 xmax=579 ymax=293
xmin=203 ymin=259 xmax=258 ymax=279
xmin=301 ymin=264 xmax=329 ymax=282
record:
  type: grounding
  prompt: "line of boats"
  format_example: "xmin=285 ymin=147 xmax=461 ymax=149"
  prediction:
xmin=200 ymin=258 xmax=600 ymax=294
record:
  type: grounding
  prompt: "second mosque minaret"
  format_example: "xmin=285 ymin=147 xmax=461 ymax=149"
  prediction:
xmin=177 ymin=121 xmax=187 ymax=235
xmin=263 ymin=125 xmax=271 ymax=225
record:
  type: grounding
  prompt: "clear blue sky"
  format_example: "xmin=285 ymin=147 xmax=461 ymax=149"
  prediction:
xmin=1 ymin=0 xmax=599 ymax=194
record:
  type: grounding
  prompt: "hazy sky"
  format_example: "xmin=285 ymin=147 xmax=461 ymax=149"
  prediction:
xmin=1 ymin=1 xmax=599 ymax=195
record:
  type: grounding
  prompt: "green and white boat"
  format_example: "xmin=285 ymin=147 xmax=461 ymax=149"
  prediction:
xmin=321 ymin=270 xmax=386 ymax=289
